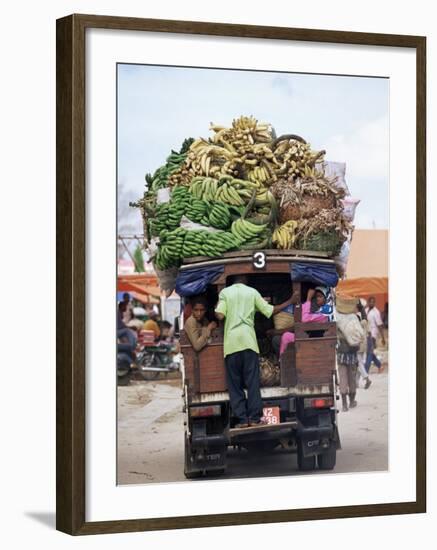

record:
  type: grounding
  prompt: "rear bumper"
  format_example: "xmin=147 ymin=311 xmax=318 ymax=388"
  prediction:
xmin=189 ymin=385 xmax=333 ymax=404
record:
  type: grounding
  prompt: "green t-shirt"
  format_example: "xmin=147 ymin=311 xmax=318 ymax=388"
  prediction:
xmin=215 ymin=283 xmax=274 ymax=357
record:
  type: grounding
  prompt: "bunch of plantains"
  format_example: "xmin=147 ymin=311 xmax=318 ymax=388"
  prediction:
xmin=230 ymin=218 xmax=271 ymax=250
xmin=154 ymin=227 xmax=242 ymax=270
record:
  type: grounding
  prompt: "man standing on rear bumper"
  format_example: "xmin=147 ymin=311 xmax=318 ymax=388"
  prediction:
xmin=215 ymin=275 xmax=298 ymax=428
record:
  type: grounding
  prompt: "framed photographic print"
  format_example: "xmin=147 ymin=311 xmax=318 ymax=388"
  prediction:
xmin=56 ymin=14 xmax=426 ymax=535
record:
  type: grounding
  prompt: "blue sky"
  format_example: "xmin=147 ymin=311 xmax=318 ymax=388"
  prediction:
xmin=117 ymin=64 xmax=389 ymax=234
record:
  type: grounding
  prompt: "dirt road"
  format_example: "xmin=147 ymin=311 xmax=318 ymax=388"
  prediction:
xmin=117 ymin=368 xmax=388 ymax=485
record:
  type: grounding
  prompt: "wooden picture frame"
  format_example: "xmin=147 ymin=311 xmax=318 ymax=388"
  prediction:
xmin=56 ymin=13 xmax=426 ymax=535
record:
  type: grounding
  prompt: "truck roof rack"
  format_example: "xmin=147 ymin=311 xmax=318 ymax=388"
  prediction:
xmin=180 ymin=249 xmax=335 ymax=271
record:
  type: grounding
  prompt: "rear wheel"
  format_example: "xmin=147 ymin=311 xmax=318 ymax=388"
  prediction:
xmin=184 ymin=434 xmax=202 ymax=479
xmin=117 ymin=357 xmax=131 ymax=386
xmin=297 ymin=439 xmax=316 ymax=471
xmin=317 ymin=447 xmax=337 ymax=470
xmin=137 ymin=352 xmax=160 ymax=381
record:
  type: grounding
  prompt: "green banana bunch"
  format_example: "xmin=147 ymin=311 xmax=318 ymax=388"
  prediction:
xmin=231 ymin=218 xmax=268 ymax=244
xmin=154 ymin=226 xmax=241 ymax=269
xmin=189 ymin=176 xmax=260 ymax=207
xmin=166 ymin=186 xmax=191 ymax=230
xmin=189 ymin=177 xmax=218 ymax=201
xmin=202 ymin=231 xmax=240 ymax=256
xmin=144 ymin=138 xmax=193 ymax=193
xmin=208 ymin=203 xmax=232 ymax=230
xmin=185 ymin=198 xmax=208 ymax=223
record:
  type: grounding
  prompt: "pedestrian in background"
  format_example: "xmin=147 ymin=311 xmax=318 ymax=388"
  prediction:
xmin=356 ymin=300 xmax=371 ymax=389
xmin=143 ymin=309 xmax=161 ymax=340
xmin=121 ymin=292 xmax=134 ymax=324
xmin=365 ymin=296 xmax=386 ymax=373
xmin=336 ymin=298 xmax=365 ymax=412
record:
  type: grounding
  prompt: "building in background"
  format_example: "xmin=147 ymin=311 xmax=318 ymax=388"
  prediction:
xmin=337 ymin=229 xmax=388 ymax=311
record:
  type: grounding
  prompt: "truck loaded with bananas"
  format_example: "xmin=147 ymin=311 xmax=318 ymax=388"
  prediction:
xmin=131 ymin=116 xmax=354 ymax=281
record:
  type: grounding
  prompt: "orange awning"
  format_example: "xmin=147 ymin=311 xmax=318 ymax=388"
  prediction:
xmin=337 ymin=277 xmax=388 ymax=311
xmin=118 ymin=273 xmax=162 ymax=299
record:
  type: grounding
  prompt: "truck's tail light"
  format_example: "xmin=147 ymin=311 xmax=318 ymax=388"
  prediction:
xmin=189 ymin=405 xmax=221 ymax=417
xmin=303 ymin=397 xmax=334 ymax=409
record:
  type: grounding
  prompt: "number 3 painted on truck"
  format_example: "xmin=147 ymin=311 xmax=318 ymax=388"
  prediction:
xmin=252 ymin=251 xmax=266 ymax=270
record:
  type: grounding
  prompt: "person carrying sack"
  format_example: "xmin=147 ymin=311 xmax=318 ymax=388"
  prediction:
xmin=336 ymin=299 xmax=365 ymax=412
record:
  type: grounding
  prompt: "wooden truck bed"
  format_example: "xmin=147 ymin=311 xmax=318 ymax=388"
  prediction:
xmin=181 ymin=321 xmax=337 ymax=400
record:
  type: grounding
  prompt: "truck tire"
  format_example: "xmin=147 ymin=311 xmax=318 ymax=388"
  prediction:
xmin=117 ymin=372 xmax=131 ymax=386
xmin=317 ymin=448 xmax=337 ymax=470
xmin=184 ymin=434 xmax=202 ymax=479
xmin=297 ymin=440 xmax=316 ymax=471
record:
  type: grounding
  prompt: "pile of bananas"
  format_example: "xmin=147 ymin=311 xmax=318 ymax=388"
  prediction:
xmin=272 ymin=220 xmax=299 ymax=249
xmin=166 ymin=117 xmax=326 ymax=189
xmin=132 ymin=117 xmax=350 ymax=266
xmin=154 ymin=227 xmax=241 ymax=270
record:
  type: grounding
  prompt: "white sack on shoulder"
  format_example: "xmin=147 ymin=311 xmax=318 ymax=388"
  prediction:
xmin=336 ymin=311 xmax=365 ymax=347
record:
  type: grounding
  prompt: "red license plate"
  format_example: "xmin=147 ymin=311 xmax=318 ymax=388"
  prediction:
xmin=262 ymin=406 xmax=280 ymax=425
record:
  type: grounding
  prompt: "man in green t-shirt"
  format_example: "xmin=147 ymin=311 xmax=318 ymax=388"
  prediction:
xmin=215 ymin=275 xmax=299 ymax=428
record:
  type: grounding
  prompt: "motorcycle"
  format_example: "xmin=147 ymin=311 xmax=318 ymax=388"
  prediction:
xmin=135 ymin=341 xmax=180 ymax=381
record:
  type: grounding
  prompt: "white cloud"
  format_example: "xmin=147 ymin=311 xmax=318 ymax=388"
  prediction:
xmin=323 ymin=115 xmax=389 ymax=182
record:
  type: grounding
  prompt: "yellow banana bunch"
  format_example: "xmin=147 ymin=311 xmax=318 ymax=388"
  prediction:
xmin=255 ymin=189 xmax=275 ymax=206
xmin=247 ymin=165 xmax=270 ymax=185
xmin=272 ymin=139 xmax=325 ymax=179
xmin=272 ymin=220 xmax=299 ymax=249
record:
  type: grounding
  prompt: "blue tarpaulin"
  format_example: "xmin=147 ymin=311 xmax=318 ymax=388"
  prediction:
xmin=175 ymin=265 xmax=224 ymax=297
xmin=291 ymin=262 xmax=339 ymax=287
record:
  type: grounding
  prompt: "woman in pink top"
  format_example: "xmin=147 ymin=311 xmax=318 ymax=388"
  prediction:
xmin=279 ymin=287 xmax=329 ymax=355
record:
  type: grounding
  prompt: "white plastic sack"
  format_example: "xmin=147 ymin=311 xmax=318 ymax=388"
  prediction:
xmin=341 ymin=197 xmax=360 ymax=222
xmin=157 ymin=187 xmax=171 ymax=204
xmin=334 ymin=238 xmax=351 ymax=278
xmin=145 ymin=237 xmax=160 ymax=257
xmin=336 ymin=312 xmax=364 ymax=348
xmin=318 ymin=161 xmax=350 ymax=195
xmin=153 ymin=265 xmax=179 ymax=292
xmin=179 ymin=215 xmax=222 ymax=233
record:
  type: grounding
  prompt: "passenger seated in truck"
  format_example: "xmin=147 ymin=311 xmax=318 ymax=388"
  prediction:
xmin=184 ymin=296 xmax=217 ymax=352
xmin=277 ymin=286 xmax=331 ymax=356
